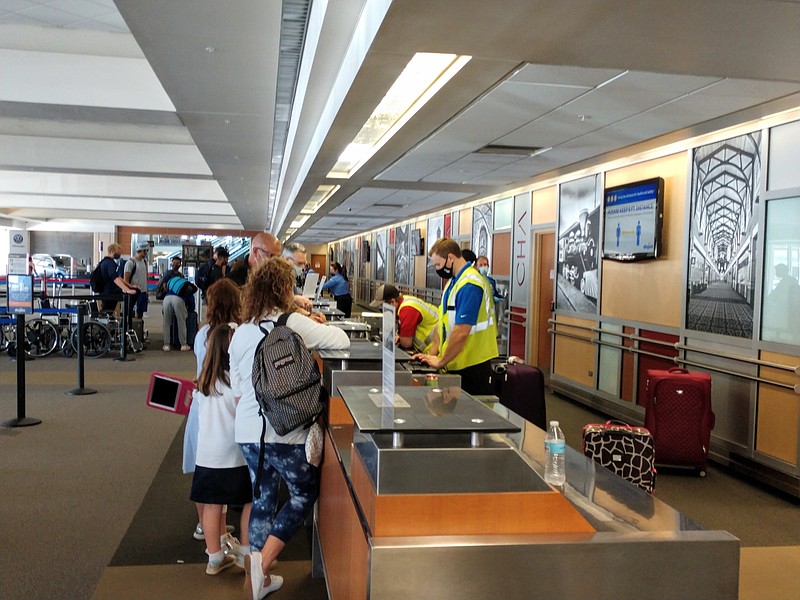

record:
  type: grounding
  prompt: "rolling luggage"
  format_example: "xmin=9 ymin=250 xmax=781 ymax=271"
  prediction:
xmin=582 ymin=420 xmax=656 ymax=493
xmin=171 ymin=310 xmax=198 ymax=348
xmin=492 ymin=358 xmax=547 ymax=429
xmin=644 ymin=368 xmax=714 ymax=475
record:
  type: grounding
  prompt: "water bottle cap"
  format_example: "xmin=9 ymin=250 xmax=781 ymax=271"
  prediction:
xmin=550 ymin=420 xmax=559 ymax=427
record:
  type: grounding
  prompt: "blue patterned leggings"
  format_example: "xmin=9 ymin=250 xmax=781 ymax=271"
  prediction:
xmin=239 ymin=442 xmax=319 ymax=550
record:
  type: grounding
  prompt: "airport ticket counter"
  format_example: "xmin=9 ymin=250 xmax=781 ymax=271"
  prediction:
xmin=313 ymin=377 xmax=740 ymax=599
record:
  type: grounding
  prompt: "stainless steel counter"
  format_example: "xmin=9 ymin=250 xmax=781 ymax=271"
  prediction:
xmin=314 ymin=395 xmax=740 ymax=600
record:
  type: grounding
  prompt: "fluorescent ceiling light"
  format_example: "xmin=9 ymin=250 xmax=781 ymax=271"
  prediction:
xmin=328 ymin=52 xmax=471 ymax=179
xmin=301 ymin=184 xmax=340 ymax=214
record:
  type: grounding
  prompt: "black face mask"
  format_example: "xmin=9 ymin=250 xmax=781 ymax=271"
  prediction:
xmin=436 ymin=258 xmax=453 ymax=280
xmin=113 ymin=253 xmax=121 ymax=260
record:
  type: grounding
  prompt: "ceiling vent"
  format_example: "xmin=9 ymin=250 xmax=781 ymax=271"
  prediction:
xmin=374 ymin=203 xmax=406 ymax=208
xmin=474 ymin=144 xmax=545 ymax=156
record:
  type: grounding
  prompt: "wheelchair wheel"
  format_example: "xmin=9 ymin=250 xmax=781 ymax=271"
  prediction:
xmin=25 ymin=319 xmax=59 ymax=357
xmin=70 ymin=322 xmax=112 ymax=358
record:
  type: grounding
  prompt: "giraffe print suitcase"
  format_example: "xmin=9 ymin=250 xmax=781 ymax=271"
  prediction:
xmin=582 ymin=420 xmax=656 ymax=493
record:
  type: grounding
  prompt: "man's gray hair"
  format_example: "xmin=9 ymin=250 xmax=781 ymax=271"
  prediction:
xmin=283 ymin=241 xmax=306 ymax=256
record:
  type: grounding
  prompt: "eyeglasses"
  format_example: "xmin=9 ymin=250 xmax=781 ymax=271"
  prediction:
xmin=252 ymin=246 xmax=277 ymax=259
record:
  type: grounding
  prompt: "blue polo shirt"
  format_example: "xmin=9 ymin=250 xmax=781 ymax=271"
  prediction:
xmin=442 ymin=264 xmax=483 ymax=326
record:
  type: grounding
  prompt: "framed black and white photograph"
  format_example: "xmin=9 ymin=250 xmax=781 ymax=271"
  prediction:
xmin=394 ymin=224 xmax=411 ymax=285
xmin=375 ymin=230 xmax=387 ymax=281
xmin=426 ymin=215 xmax=444 ymax=289
xmin=472 ymin=203 xmax=492 ymax=262
xmin=556 ymin=174 xmax=600 ymax=313
xmin=686 ymin=132 xmax=761 ymax=339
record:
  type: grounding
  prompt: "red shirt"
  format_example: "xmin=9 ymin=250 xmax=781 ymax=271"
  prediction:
xmin=397 ymin=304 xmax=423 ymax=338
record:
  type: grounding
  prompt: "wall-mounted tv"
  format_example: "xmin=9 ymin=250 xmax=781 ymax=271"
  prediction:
xmin=602 ymin=177 xmax=664 ymax=262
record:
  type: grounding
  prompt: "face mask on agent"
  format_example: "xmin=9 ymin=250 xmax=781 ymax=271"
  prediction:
xmin=436 ymin=258 xmax=453 ymax=280
xmin=478 ymin=266 xmax=489 ymax=276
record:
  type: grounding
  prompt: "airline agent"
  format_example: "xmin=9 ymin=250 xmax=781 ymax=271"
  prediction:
xmin=371 ymin=284 xmax=439 ymax=353
xmin=413 ymin=237 xmax=498 ymax=395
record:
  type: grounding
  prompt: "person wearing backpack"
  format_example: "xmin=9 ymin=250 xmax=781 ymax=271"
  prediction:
xmin=229 ymin=257 xmax=348 ymax=600
xmin=162 ymin=273 xmax=197 ymax=351
xmin=123 ymin=242 xmax=151 ymax=319
xmin=94 ymin=243 xmax=136 ymax=312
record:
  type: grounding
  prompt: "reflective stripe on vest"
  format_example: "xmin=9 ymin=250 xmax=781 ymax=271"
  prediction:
xmin=438 ymin=265 xmax=498 ymax=371
xmin=400 ymin=295 xmax=438 ymax=350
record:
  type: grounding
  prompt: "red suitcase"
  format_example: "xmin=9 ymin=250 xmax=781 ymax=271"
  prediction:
xmin=493 ymin=358 xmax=547 ymax=430
xmin=644 ymin=368 xmax=714 ymax=475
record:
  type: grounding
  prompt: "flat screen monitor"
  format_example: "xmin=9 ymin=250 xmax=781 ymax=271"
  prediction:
xmin=146 ymin=372 xmax=194 ymax=415
xmin=602 ymin=177 xmax=664 ymax=262
xmin=302 ymin=272 xmax=320 ymax=298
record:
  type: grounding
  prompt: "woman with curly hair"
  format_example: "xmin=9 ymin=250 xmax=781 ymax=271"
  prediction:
xmin=229 ymin=257 xmax=349 ymax=599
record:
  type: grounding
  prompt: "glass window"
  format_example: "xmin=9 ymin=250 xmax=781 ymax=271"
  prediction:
xmin=761 ymin=197 xmax=800 ymax=345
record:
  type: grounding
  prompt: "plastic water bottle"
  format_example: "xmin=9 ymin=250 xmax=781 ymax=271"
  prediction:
xmin=544 ymin=420 xmax=566 ymax=486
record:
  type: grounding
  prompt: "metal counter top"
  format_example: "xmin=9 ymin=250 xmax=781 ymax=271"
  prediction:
xmin=317 ymin=340 xmax=412 ymax=362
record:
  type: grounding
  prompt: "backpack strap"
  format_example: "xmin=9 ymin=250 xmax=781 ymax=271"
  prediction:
xmin=253 ymin=411 xmax=268 ymax=500
xmin=253 ymin=318 xmax=274 ymax=500
xmin=276 ymin=312 xmax=292 ymax=327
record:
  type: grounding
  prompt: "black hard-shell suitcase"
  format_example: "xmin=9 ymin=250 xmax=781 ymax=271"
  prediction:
xmin=582 ymin=420 xmax=656 ymax=493
xmin=492 ymin=358 xmax=547 ymax=429
xmin=171 ymin=310 xmax=198 ymax=348
xmin=645 ymin=368 xmax=714 ymax=475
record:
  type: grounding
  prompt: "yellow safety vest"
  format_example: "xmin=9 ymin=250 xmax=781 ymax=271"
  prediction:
xmin=437 ymin=265 xmax=498 ymax=371
xmin=399 ymin=295 xmax=439 ymax=353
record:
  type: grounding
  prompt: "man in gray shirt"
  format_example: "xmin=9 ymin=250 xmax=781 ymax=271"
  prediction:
xmin=124 ymin=242 xmax=151 ymax=319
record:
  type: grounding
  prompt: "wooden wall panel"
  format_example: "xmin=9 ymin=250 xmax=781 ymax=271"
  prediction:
xmin=600 ymin=153 xmax=687 ymax=328
xmin=459 ymin=207 xmax=472 ymax=236
xmin=532 ymin=186 xmax=557 ymax=225
xmin=757 ymin=351 xmax=800 ymax=465
xmin=492 ymin=231 xmax=511 ymax=276
xmin=552 ymin=315 xmax=595 ymax=387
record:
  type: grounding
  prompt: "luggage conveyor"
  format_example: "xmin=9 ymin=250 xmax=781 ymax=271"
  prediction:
xmin=313 ymin=378 xmax=740 ymax=600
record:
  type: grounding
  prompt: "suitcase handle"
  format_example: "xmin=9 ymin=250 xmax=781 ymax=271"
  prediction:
xmin=668 ymin=367 xmax=690 ymax=374
xmin=605 ymin=419 xmax=633 ymax=430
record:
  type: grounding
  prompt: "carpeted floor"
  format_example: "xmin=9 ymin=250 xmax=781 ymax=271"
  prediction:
xmin=2 ymin=302 xmax=800 ymax=599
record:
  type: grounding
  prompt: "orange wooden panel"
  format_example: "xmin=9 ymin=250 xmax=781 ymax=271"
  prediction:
xmin=328 ymin=396 xmax=355 ymax=426
xmin=459 ymin=207 xmax=473 ymax=235
xmin=601 ymin=154 xmax=686 ymax=328
xmin=350 ymin=446 xmax=594 ymax=537
xmin=491 ymin=231 xmax=511 ymax=276
xmin=757 ymin=351 xmax=800 ymax=465
xmin=552 ymin=315 xmax=596 ymax=387
xmin=318 ymin=430 xmax=369 ymax=600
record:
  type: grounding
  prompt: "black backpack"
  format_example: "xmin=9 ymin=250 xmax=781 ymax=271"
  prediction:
xmin=90 ymin=257 xmax=112 ymax=293
xmin=251 ymin=313 xmax=327 ymax=496
xmin=195 ymin=261 xmax=212 ymax=292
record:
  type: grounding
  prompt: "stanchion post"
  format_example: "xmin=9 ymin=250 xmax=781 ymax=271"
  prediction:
xmin=114 ymin=292 xmax=134 ymax=362
xmin=2 ymin=314 xmax=42 ymax=427
xmin=66 ymin=302 xmax=97 ymax=396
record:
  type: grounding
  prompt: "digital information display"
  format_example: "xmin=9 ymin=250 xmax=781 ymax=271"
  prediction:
xmin=603 ymin=179 xmax=661 ymax=259
xmin=7 ymin=274 xmax=34 ymax=314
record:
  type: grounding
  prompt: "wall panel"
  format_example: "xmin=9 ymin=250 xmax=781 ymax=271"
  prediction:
xmin=601 ymin=153 xmax=687 ymax=328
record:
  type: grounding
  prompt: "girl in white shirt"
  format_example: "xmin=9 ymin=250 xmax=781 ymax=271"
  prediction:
xmin=230 ymin=257 xmax=349 ymax=600
xmin=191 ymin=324 xmax=252 ymax=576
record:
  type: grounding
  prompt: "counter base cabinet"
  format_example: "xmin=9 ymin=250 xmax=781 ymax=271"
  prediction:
xmin=316 ymin=403 xmax=739 ymax=600
xmin=318 ymin=429 xmax=368 ymax=600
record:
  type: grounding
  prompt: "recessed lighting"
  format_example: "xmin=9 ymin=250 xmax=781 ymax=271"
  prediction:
xmin=204 ymin=46 xmax=215 ymax=53
xmin=328 ymin=52 xmax=471 ymax=179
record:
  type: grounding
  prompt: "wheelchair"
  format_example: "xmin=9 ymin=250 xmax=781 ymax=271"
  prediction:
xmin=66 ymin=300 xmax=144 ymax=359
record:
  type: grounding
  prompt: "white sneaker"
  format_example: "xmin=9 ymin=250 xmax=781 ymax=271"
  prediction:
xmin=180 ymin=344 xmax=191 ymax=351
xmin=258 ymin=574 xmax=283 ymax=599
xmin=193 ymin=523 xmax=204 ymax=540
xmin=245 ymin=552 xmax=264 ymax=600
xmin=162 ymin=344 xmax=171 ymax=352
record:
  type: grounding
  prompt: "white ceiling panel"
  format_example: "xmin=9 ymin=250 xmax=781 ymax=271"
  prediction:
xmin=3 ymin=0 xmax=800 ymax=241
